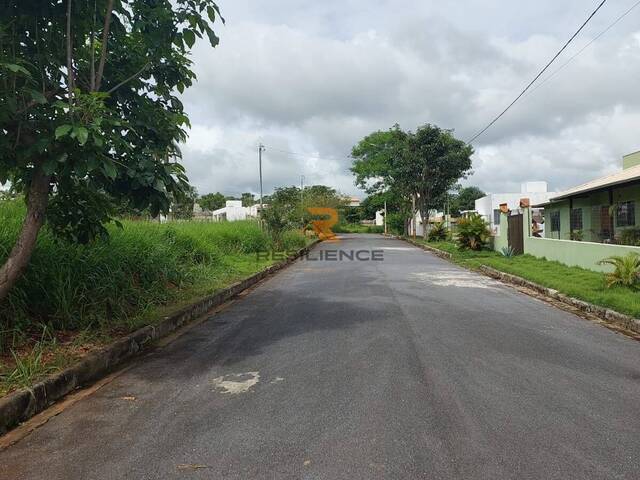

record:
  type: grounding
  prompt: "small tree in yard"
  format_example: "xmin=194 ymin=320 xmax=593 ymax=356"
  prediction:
xmin=0 ymin=0 xmax=223 ymax=301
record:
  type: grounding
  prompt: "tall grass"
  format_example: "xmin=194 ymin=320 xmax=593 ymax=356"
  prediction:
xmin=0 ymin=200 xmax=282 ymax=351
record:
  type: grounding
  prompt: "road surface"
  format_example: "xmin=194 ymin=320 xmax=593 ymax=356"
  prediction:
xmin=1 ymin=235 xmax=639 ymax=479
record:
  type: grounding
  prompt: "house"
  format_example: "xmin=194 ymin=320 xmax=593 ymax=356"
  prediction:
xmin=475 ymin=182 xmax=557 ymax=234
xmin=539 ymin=151 xmax=640 ymax=244
xmin=408 ymin=209 xmax=445 ymax=237
xmin=211 ymin=200 xmax=265 ymax=222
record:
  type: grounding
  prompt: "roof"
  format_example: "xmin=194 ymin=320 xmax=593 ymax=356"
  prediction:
xmin=549 ymin=164 xmax=640 ymax=202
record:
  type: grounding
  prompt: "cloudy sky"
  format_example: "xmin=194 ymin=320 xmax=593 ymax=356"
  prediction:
xmin=179 ymin=0 xmax=640 ymax=199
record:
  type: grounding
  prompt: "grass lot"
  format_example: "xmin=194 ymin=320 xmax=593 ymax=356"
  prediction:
xmin=0 ymin=200 xmax=310 ymax=395
xmin=333 ymin=223 xmax=384 ymax=234
xmin=416 ymin=239 xmax=640 ymax=319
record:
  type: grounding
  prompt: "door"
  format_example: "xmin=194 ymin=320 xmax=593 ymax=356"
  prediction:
xmin=508 ymin=213 xmax=524 ymax=255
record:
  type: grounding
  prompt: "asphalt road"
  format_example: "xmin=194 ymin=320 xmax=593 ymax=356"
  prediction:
xmin=2 ymin=234 xmax=640 ymax=479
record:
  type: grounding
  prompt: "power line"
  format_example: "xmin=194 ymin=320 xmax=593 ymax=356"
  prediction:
xmin=466 ymin=0 xmax=608 ymax=145
xmin=527 ymin=0 xmax=640 ymax=96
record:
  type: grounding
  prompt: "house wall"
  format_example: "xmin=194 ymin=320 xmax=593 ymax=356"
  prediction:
xmin=544 ymin=184 xmax=640 ymax=242
xmin=524 ymin=207 xmax=640 ymax=273
xmin=492 ymin=212 xmax=509 ymax=252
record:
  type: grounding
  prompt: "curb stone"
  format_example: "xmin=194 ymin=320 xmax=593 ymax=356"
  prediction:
xmin=0 ymin=240 xmax=320 ymax=436
xmin=398 ymin=237 xmax=640 ymax=336
xmin=478 ymin=265 xmax=640 ymax=335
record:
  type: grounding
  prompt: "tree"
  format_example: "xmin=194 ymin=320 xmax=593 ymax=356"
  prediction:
xmin=198 ymin=192 xmax=226 ymax=211
xmin=241 ymin=192 xmax=255 ymax=207
xmin=172 ymin=186 xmax=198 ymax=220
xmin=450 ymin=186 xmax=485 ymax=215
xmin=0 ymin=0 xmax=223 ymax=301
xmin=351 ymin=124 xmax=473 ymax=239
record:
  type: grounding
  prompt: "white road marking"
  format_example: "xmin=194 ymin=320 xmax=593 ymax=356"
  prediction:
xmin=212 ymin=371 xmax=260 ymax=394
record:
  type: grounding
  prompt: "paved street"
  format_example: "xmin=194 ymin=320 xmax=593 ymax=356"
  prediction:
xmin=1 ymin=235 xmax=639 ymax=479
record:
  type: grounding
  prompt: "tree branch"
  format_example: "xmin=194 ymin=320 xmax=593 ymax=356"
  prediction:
xmin=95 ymin=0 xmax=114 ymax=92
xmin=90 ymin=0 xmax=97 ymax=91
xmin=106 ymin=62 xmax=150 ymax=94
xmin=66 ymin=0 xmax=74 ymax=106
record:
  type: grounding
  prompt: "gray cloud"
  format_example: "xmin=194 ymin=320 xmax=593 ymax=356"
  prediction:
xmin=179 ymin=0 xmax=640 ymax=198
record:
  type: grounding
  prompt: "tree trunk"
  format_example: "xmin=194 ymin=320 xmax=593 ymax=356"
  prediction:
xmin=0 ymin=167 xmax=50 ymax=302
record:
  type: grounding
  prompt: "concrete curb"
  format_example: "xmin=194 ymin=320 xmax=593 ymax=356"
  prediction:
xmin=478 ymin=265 xmax=640 ymax=335
xmin=398 ymin=237 xmax=640 ymax=336
xmin=402 ymin=237 xmax=453 ymax=260
xmin=0 ymin=240 xmax=320 ymax=436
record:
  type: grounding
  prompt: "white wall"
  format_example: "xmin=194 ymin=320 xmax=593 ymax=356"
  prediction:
xmin=475 ymin=187 xmax=557 ymax=230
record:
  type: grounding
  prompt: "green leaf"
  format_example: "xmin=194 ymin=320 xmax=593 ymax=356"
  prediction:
xmin=153 ymin=179 xmax=166 ymax=192
xmin=176 ymin=82 xmax=185 ymax=94
xmin=74 ymin=127 xmax=89 ymax=146
xmin=2 ymin=63 xmax=31 ymax=76
xmin=183 ymin=29 xmax=196 ymax=48
xmin=206 ymin=5 xmax=216 ymax=22
xmin=55 ymin=124 xmax=73 ymax=139
xmin=42 ymin=158 xmax=58 ymax=175
xmin=29 ymin=90 xmax=47 ymax=104
xmin=205 ymin=26 xmax=220 ymax=47
xmin=102 ymin=159 xmax=117 ymax=179
xmin=93 ymin=135 xmax=104 ymax=147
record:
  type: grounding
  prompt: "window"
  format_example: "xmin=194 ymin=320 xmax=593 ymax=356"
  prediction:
xmin=616 ymin=201 xmax=635 ymax=227
xmin=570 ymin=208 xmax=583 ymax=231
xmin=493 ymin=209 xmax=501 ymax=226
xmin=550 ymin=211 xmax=561 ymax=232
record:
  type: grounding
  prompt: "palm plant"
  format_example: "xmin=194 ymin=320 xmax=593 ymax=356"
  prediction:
xmin=597 ymin=253 xmax=640 ymax=288
xmin=456 ymin=213 xmax=491 ymax=251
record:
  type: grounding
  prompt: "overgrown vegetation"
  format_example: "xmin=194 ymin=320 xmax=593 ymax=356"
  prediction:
xmin=0 ymin=200 xmax=309 ymax=394
xmin=416 ymin=239 xmax=640 ymax=319
xmin=427 ymin=221 xmax=448 ymax=242
xmin=332 ymin=224 xmax=384 ymax=234
xmin=456 ymin=214 xmax=491 ymax=250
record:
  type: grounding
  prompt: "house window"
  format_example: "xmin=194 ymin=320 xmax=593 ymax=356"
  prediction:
xmin=493 ymin=209 xmax=501 ymax=225
xmin=550 ymin=211 xmax=561 ymax=232
xmin=616 ymin=201 xmax=635 ymax=227
xmin=570 ymin=208 xmax=583 ymax=231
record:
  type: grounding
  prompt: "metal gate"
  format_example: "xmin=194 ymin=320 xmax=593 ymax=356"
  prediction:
xmin=508 ymin=214 xmax=524 ymax=255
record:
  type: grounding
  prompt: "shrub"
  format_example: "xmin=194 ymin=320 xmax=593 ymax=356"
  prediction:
xmin=619 ymin=228 xmax=640 ymax=246
xmin=597 ymin=253 xmax=640 ymax=288
xmin=500 ymin=246 xmax=515 ymax=258
xmin=456 ymin=213 xmax=491 ymax=251
xmin=278 ymin=229 xmax=307 ymax=251
xmin=427 ymin=222 xmax=448 ymax=242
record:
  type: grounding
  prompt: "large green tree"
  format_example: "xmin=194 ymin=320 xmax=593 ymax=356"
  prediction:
xmin=0 ymin=0 xmax=222 ymax=300
xmin=198 ymin=191 xmax=226 ymax=211
xmin=351 ymin=124 xmax=473 ymax=239
xmin=450 ymin=185 xmax=485 ymax=215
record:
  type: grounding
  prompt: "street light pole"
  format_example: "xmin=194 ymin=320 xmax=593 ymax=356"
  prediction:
xmin=300 ymin=174 xmax=305 ymax=227
xmin=258 ymin=144 xmax=265 ymax=222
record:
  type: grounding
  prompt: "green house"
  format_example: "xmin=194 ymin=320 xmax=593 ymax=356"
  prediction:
xmin=541 ymin=151 xmax=640 ymax=245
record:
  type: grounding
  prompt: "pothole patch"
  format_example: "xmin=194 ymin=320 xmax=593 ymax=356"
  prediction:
xmin=212 ymin=371 xmax=260 ymax=394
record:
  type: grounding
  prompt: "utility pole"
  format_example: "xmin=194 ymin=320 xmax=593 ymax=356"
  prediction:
xmin=300 ymin=175 xmax=305 ymax=227
xmin=258 ymin=144 xmax=265 ymax=223
xmin=383 ymin=199 xmax=387 ymax=235
xmin=412 ymin=194 xmax=416 ymax=239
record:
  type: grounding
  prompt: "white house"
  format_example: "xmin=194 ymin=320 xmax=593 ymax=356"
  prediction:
xmin=475 ymin=181 xmax=557 ymax=233
xmin=211 ymin=200 xmax=264 ymax=222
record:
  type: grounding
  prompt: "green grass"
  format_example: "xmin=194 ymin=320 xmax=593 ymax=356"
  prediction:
xmin=416 ymin=239 xmax=640 ymax=319
xmin=333 ymin=223 xmax=384 ymax=234
xmin=0 ymin=200 xmax=311 ymax=394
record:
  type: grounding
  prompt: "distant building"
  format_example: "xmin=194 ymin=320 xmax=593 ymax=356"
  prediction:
xmin=211 ymin=200 xmax=265 ymax=222
xmin=475 ymin=182 xmax=557 ymax=233
xmin=346 ymin=196 xmax=361 ymax=207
